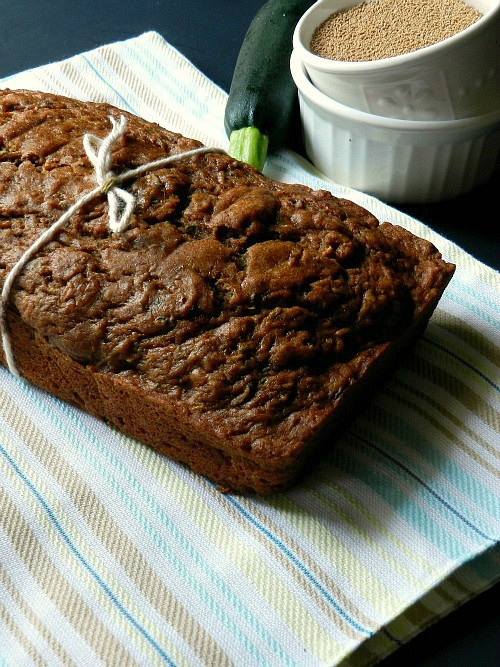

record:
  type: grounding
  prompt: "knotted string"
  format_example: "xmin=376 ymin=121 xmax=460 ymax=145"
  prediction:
xmin=0 ymin=115 xmax=224 ymax=376
xmin=83 ymin=115 xmax=136 ymax=233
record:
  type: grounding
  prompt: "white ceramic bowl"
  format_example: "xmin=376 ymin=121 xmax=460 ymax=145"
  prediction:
xmin=293 ymin=0 xmax=500 ymax=121
xmin=290 ymin=49 xmax=500 ymax=203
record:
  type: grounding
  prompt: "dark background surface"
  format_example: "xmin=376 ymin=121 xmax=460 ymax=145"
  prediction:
xmin=0 ymin=1 xmax=498 ymax=664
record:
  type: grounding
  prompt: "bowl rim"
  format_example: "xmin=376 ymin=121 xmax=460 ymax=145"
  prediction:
xmin=290 ymin=49 xmax=500 ymax=130
xmin=293 ymin=0 xmax=500 ymax=74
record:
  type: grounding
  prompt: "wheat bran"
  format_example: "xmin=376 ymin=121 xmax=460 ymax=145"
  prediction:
xmin=310 ymin=0 xmax=482 ymax=61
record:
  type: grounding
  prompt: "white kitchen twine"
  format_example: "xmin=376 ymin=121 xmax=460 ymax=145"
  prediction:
xmin=0 ymin=114 xmax=224 ymax=377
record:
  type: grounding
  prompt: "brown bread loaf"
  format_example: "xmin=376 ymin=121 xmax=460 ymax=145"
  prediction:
xmin=0 ymin=89 xmax=455 ymax=494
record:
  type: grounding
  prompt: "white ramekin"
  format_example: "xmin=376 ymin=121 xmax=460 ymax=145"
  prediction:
xmin=290 ymin=49 xmax=500 ymax=203
xmin=293 ymin=0 xmax=500 ymax=121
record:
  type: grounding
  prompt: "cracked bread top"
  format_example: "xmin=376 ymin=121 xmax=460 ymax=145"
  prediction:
xmin=0 ymin=89 xmax=454 ymax=459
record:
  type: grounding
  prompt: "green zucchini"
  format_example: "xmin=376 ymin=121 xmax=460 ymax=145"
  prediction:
xmin=224 ymin=0 xmax=313 ymax=171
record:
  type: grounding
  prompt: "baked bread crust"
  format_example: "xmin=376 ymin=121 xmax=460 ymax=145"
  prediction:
xmin=0 ymin=89 xmax=455 ymax=493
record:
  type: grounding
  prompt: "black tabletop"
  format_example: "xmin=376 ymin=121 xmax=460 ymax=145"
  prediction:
xmin=1 ymin=1 xmax=498 ymax=664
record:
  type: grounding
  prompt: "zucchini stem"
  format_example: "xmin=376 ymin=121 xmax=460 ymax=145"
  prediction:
xmin=228 ymin=126 xmax=269 ymax=172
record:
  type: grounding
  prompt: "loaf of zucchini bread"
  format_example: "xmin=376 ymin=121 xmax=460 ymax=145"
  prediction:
xmin=0 ymin=89 xmax=455 ymax=493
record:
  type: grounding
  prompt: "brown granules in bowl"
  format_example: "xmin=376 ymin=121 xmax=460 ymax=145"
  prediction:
xmin=310 ymin=0 xmax=482 ymax=62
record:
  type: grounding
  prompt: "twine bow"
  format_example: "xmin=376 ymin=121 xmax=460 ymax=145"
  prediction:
xmin=83 ymin=115 xmax=136 ymax=233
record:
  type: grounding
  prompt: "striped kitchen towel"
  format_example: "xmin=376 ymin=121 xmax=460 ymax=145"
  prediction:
xmin=0 ymin=31 xmax=499 ymax=667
